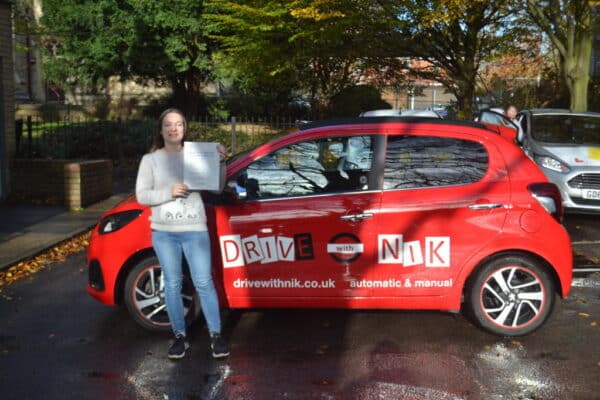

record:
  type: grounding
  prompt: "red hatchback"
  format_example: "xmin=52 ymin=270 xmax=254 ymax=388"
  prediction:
xmin=87 ymin=117 xmax=572 ymax=337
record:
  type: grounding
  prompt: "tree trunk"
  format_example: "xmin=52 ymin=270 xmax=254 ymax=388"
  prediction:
xmin=568 ymin=73 xmax=589 ymax=112
xmin=453 ymin=81 xmax=476 ymax=120
xmin=564 ymin=29 xmax=592 ymax=112
xmin=526 ymin=1 xmax=592 ymax=113
xmin=171 ymin=70 xmax=208 ymax=119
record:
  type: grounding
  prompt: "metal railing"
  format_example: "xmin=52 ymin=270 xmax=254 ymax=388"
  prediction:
xmin=15 ymin=116 xmax=299 ymax=161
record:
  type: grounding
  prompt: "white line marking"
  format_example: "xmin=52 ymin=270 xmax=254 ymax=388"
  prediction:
xmin=571 ymin=277 xmax=600 ymax=288
xmin=571 ymin=240 xmax=600 ymax=245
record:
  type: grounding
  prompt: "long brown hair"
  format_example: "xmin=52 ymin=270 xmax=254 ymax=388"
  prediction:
xmin=150 ymin=108 xmax=187 ymax=152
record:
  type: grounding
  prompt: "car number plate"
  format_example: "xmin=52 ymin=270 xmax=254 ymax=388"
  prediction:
xmin=583 ymin=189 xmax=600 ymax=200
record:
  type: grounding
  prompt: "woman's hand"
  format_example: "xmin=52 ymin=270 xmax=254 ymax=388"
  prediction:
xmin=171 ymin=183 xmax=189 ymax=198
xmin=217 ymin=144 xmax=227 ymax=162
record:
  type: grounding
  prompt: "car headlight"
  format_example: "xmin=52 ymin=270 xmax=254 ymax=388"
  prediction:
xmin=98 ymin=210 xmax=143 ymax=235
xmin=534 ymin=155 xmax=570 ymax=173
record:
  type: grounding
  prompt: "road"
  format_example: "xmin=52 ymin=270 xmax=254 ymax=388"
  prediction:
xmin=0 ymin=215 xmax=599 ymax=400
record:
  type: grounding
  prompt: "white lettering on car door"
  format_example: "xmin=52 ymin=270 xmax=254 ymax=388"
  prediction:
xmin=219 ymin=234 xmax=298 ymax=267
xmin=425 ymin=237 xmax=450 ymax=267
xmin=220 ymin=235 xmax=245 ymax=268
xmin=378 ymin=234 xmax=403 ymax=264
xmin=277 ymin=236 xmax=295 ymax=262
xmin=403 ymin=240 xmax=424 ymax=267
xmin=377 ymin=235 xmax=450 ymax=267
xmin=258 ymin=236 xmax=278 ymax=264
xmin=242 ymin=235 xmax=264 ymax=264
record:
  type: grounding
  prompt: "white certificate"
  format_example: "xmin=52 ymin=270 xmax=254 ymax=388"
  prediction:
xmin=183 ymin=142 xmax=220 ymax=190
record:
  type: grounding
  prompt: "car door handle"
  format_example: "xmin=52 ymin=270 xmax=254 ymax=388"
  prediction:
xmin=340 ymin=213 xmax=373 ymax=222
xmin=467 ymin=203 xmax=502 ymax=210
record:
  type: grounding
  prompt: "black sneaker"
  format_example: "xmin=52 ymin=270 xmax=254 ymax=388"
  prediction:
xmin=210 ymin=333 xmax=230 ymax=358
xmin=168 ymin=334 xmax=189 ymax=359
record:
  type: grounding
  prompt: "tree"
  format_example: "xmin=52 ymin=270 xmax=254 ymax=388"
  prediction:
xmin=41 ymin=0 xmax=214 ymax=116
xmin=376 ymin=0 xmax=529 ymax=118
xmin=525 ymin=0 xmax=596 ymax=112
xmin=206 ymin=0 xmax=398 ymax=117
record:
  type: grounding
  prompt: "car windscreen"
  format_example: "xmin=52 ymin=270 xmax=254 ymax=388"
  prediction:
xmin=531 ymin=115 xmax=600 ymax=145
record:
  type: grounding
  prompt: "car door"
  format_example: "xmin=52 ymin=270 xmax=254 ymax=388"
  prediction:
xmin=212 ymin=134 xmax=383 ymax=306
xmin=373 ymin=132 xmax=510 ymax=298
xmin=477 ymin=109 xmax=521 ymax=142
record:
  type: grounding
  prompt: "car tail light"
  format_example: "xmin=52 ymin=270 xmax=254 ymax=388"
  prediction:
xmin=528 ymin=182 xmax=563 ymax=222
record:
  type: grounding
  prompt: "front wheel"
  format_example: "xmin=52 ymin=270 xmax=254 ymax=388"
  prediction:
xmin=465 ymin=255 xmax=555 ymax=337
xmin=123 ymin=256 xmax=199 ymax=332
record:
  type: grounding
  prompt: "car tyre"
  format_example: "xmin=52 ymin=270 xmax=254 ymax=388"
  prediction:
xmin=124 ymin=256 xmax=199 ymax=332
xmin=465 ymin=254 xmax=555 ymax=337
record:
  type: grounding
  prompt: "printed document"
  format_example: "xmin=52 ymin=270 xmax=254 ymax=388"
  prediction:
xmin=183 ymin=142 xmax=220 ymax=190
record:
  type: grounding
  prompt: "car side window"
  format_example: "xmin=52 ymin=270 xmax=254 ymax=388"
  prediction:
xmin=383 ymin=136 xmax=488 ymax=190
xmin=231 ymin=136 xmax=374 ymax=200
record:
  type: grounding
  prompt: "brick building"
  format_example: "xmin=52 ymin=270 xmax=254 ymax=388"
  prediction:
xmin=1 ymin=0 xmax=15 ymax=200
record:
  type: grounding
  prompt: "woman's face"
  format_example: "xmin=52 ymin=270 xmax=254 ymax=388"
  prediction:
xmin=505 ymin=106 xmax=518 ymax=120
xmin=160 ymin=112 xmax=185 ymax=147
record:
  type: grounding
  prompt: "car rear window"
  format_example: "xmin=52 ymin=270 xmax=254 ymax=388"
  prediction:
xmin=531 ymin=115 xmax=600 ymax=145
xmin=383 ymin=136 xmax=488 ymax=189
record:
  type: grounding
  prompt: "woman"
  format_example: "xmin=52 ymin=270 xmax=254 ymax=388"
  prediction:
xmin=135 ymin=108 xmax=229 ymax=360
xmin=503 ymin=104 xmax=518 ymax=121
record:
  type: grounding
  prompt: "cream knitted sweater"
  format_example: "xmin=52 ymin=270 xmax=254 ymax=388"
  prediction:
xmin=135 ymin=149 xmax=224 ymax=232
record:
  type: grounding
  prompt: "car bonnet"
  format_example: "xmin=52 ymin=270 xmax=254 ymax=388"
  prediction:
xmin=540 ymin=144 xmax=600 ymax=167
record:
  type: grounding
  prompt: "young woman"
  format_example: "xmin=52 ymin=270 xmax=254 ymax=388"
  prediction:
xmin=135 ymin=108 xmax=229 ymax=359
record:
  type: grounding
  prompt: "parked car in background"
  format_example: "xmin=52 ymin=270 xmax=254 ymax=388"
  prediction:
xmin=475 ymin=108 xmax=522 ymax=143
xmin=426 ymin=103 xmax=450 ymax=118
xmin=359 ymin=109 xmax=402 ymax=117
xmin=517 ymin=109 xmax=600 ymax=213
xmin=359 ymin=109 xmax=442 ymax=118
xmin=479 ymin=108 xmax=600 ymax=213
xmin=87 ymin=117 xmax=572 ymax=337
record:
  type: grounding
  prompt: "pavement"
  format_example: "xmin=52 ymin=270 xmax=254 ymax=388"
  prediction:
xmin=0 ymin=193 xmax=129 ymax=270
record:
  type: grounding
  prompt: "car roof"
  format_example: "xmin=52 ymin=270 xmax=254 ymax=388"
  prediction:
xmin=359 ymin=109 xmax=402 ymax=117
xmin=359 ymin=109 xmax=441 ymax=118
xmin=299 ymin=117 xmax=490 ymax=131
xmin=399 ymin=109 xmax=442 ymax=118
xmin=524 ymin=108 xmax=600 ymax=117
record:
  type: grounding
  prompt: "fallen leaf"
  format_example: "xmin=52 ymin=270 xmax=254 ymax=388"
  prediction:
xmin=579 ymin=312 xmax=590 ymax=318
xmin=0 ymin=230 xmax=91 ymax=288
xmin=591 ymin=322 xmax=597 ymax=327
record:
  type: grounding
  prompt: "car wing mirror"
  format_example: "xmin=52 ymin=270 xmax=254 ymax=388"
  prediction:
xmin=225 ymin=178 xmax=260 ymax=201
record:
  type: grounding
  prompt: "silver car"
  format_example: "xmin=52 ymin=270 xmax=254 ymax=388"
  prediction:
xmin=359 ymin=109 xmax=442 ymax=118
xmin=517 ymin=109 xmax=600 ymax=213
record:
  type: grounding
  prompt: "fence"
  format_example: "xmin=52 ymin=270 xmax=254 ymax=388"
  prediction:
xmin=15 ymin=116 xmax=300 ymax=162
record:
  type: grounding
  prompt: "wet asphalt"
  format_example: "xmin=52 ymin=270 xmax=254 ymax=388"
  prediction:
xmin=0 ymin=215 xmax=599 ymax=400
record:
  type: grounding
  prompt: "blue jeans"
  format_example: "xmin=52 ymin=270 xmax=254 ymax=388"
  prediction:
xmin=152 ymin=230 xmax=222 ymax=336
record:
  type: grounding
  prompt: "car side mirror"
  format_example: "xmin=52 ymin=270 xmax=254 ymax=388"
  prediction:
xmin=225 ymin=177 xmax=260 ymax=201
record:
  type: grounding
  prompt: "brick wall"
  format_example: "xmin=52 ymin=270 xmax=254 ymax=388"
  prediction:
xmin=1 ymin=1 xmax=16 ymax=199
xmin=11 ymin=159 xmax=113 ymax=209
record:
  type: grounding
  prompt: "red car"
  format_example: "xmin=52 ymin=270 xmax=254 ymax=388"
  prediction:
xmin=87 ymin=117 xmax=572 ymax=337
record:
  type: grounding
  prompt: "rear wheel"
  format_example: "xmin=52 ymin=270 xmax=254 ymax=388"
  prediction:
xmin=124 ymin=256 xmax=199 ymax=332
xmin=465 ymin=255 xmax=555 ymax=337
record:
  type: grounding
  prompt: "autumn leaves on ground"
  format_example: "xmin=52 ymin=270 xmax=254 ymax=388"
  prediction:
xmin=0 ymin=230 xmax=91 ymax=288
